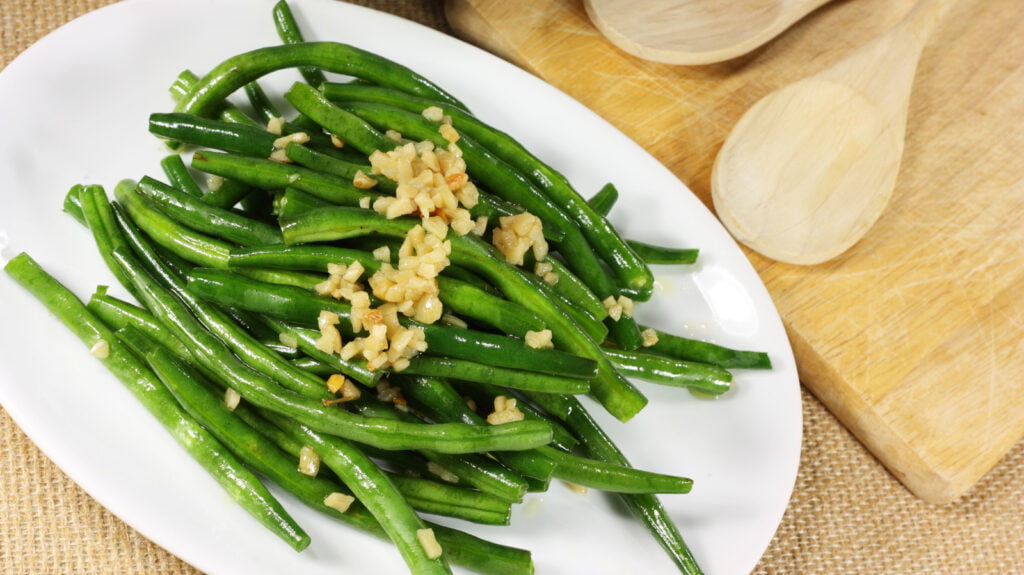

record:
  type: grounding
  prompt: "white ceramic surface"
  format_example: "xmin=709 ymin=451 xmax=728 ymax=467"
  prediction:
xmin=0 ymin=1 xmax=802 ymax=573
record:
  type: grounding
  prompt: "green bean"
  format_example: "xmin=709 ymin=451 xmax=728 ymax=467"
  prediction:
xmin=2 ymin=253 xmax=310 ymax=552
xmin=263 ymin=411 xmax=453 ymax=574
xmin=626 ymin=240 xmax=700 ymax=266
xmin=452 ymin=381 xmax=579 ymax=452
xmin=191 ymin=151 xmax=373 ymax=207
xmin=538 ymin=446 xmax=692 ymax=495
xmin=232 ymin=266 xmax=324 ymax=291
xmin=271 ymin=0 xmax=328 ymax=88
xmin=113 ymin=179 xmax=231 ymax=268
xmin=160 ymin=154 xmax=204 ymax=197
xmin=86 ymin=288 xmax=192 ymax=361
xmin=604 ymin=348 xmax=733 ymax=396
xmin=244 ymin=80 xmax=285 ymax=123
xmin=77 ymin=184 xmax=142 ymax=301
xmin=387 ymin=474 xmax=512 ymax=526
xmin=285 ymin=81 xmax=398 ymax=155
xmin=523 ymin=392 xmax=702 ymax=575
xmin=435 ymin=275 xmax=546 ymax=337
xmin=587 ymin=182 xmax=618 ymax=216
xmin=150 ymin=112 xmax=280 ymax=157
xmin=170 ymin=69 xmax=263 ymax=127
xmin=175 ymin=41 xmax=465 ymax=118
xmin=641 ymin=327 xmax=773 ymax=370
xmin=283 ymin=142 xmax=397 ymax=194
xmin=202 ymin=176 xmax=254 ymax=210
xmin=534 ymin=255 xmax=608 ymax=322
xmin=136 ymin=176 xmax=284 ymax=246
xmin=230 ymin=244 xmax=382 ymax=274
xmin=62 ymin=183 xmax=87 ymax=225
xmin=111 ymin=242 xmax=552 ymax=454
xmin=274 ymin=187 xmax=332 ymax=218
xmin=402 ymin=356 xmax=590 ymax=395
xmin=184 ymin=267 xmax=599 ymax=379
xmin=280 ymin=206 xmax=648 ymax=422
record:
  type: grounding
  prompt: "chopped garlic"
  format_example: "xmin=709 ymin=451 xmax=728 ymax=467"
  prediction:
xmin=266 ymin=116 xmax=285 ymax=135
xmin=325 ymin=374 xmax=361 ymax=403
xmin=315 ymin=310 xmax=343 ymax=355
xmin=353 ymin=170 xmax=378 ymax=190
xmin=487 ymin=395 xmax=525 ymax=425
xmin=417 ymin=528 xmax=444 ymax=560
xmin=492 ymin=212 xmax=548 ymax=265
xmin=278 ymin=332 xmax=299 ymax=350
xmin=298 ymin=446 xmax=320 ymax=477
xmin=324 ymin=492 xmax=355 ymax=513
xmin=641 ymin=328 xmax=660 ymax=347
xmin=563 ymin=481 xmax=590 ymax=495
xmin=89 ymin=339 xmax=110 ymax=359
xmin=427 ymin=461 xmax=460 ymax=484
xmin=421 ymin=106 xmax=445 ymax=122
xmin=525 ymin=329 xmax=554 ymax=350
xmin=223 ymin=388 xmax=241 ymax=411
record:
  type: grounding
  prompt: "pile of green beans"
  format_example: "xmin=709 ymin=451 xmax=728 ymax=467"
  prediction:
xmin=3 ymin=2 xmax=774 ymax=574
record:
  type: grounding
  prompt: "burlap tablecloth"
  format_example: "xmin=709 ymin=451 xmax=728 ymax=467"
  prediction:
xmin=2 ymin=1 xmax=1022 ymax=573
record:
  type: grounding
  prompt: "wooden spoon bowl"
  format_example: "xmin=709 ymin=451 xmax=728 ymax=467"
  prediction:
xmin=584 ymin=0 xmax=837 ymax=65
xmin=712 ymin=0 xmax=957 ymax=264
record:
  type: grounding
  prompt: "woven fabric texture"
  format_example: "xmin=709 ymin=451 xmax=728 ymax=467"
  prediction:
xmin=2 ymin=1 xmax=1022 ymax=574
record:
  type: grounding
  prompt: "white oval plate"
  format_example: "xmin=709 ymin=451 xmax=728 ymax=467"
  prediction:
xmin=0 ymin=1 xmax=801 ymax=573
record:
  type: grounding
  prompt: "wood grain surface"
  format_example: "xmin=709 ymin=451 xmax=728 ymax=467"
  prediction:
xmin=445 ymin=0 xmax=1024 ymax=503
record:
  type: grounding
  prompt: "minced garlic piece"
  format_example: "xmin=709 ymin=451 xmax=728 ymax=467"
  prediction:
xmin=492 ymin=212 xmax=548 ymax=265
xmin=278 ymin=332 xmax=299 ymax=349
xmin=534 ymin=261 xmax=559 ymax=285
xmin=323 ymin=492 xmax=355 ymax=513
xmin=298 ymin=446 xmax=320 ymax=477
xmin=641 ymin=328 xmax=660 ymax=347
xmin=359 ymin=196 xmax=372 ymax=209
xmin=417 ymin=528 xmax=444 ymax=560
xmin=353 ymin=170 xmax=378 ymax=190
xmin=89 ymin=339 xmax=110 ymax=359
xmin=427 ymin=461 xmax=460 ymax=484
xmin=421 ymin=106 xmax=445 ymax=122
xmin=472 ymin=215 xmax=489 ymax=236
xmin=441 ymin=313 xmax=468 ymax=329
xmin=207 ymin=174 xmax=224 ymax=192
xmin=329 ymin=133 xmax=345 ymax=148
xmin=325 ymin=374 xmax=361 ymax=403
xmin=266 ymin=116 xmax=285 ymax=135
xmin=273 ymin=132 xmax=310 ymax=149
xmin=618 ymin=295 xmax=635 ymax=318
xmin=525 ymin=329 xmax=554 ymax=350
xmin=563 ymin=481 xmax=590 ymax=495
xmin=602 ymin=295 xmax=635 ymax=322
xmin=372 ymin=246 xmax=391 ymax=262
xmin=223 ymin=388 xmax=241 ymax=411
xmin=316 ymin=310 xmax=343 ymax=355
xmin=487 ymin=395 xmax=525 ymax=425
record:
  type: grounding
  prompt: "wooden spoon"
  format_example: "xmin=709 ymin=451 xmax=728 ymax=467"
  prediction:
xmin=711 ymin=0 xmax=958 ymax=265
xmin=583 ymin=0 xmax=837 ymax=65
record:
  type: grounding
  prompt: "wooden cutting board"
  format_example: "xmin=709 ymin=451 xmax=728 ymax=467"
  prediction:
xmin=445 ymin=0 xmax=1024 ymax=504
